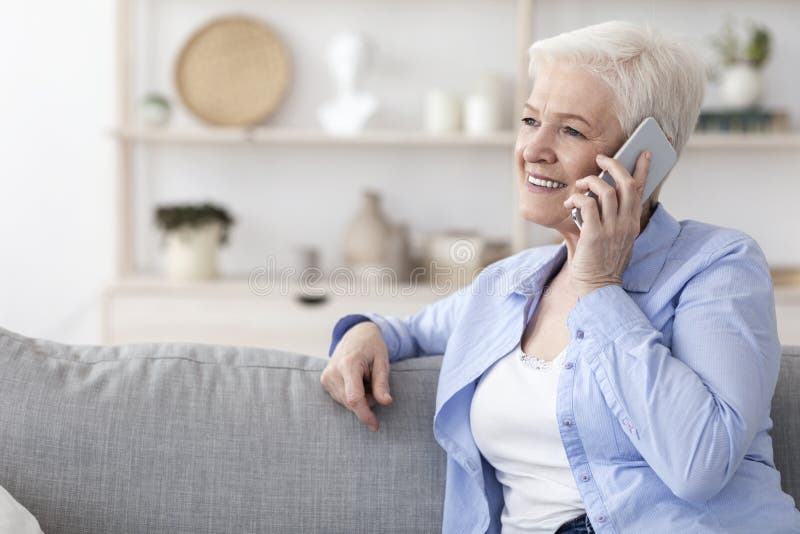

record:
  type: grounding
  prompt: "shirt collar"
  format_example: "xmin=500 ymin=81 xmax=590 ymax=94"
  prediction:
xmin=511 ymin=203 xmax=681 ymax=296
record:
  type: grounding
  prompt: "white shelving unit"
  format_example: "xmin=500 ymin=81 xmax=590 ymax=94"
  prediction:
xmin=111 ymin=0 xmax=800 ymax=282
xmin=111 ymin=0 xmax=537 ymax=281
xmin=113 ymin=126 xmax=800 ymax=149
xmin=684 ymin=132 xmax=800 ymax=149
xmin=105 ymin=0 xmax=800 ymax=352
xmin=110 ymin=126 xmax=517 ymax=147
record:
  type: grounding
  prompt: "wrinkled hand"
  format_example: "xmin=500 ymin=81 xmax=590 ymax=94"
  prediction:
xmin=563 ymin=151 xmax=651 ymax=297
xmin=320 ymin=321 xmax=393 ymax=432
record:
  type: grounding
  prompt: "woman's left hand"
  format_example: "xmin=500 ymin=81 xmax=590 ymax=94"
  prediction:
xmin=563 ymin=151 xmax=651 ymax=297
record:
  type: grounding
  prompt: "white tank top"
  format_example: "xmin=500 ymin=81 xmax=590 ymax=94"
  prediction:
xmin=469 ymin=343 xmax=585 ymax=533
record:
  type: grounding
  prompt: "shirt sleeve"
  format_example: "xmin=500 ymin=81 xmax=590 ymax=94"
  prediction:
xmin=328 ymin=280 xmax=477 ymax=362
xmin=566 ymin=236 xmax=781 ymax=504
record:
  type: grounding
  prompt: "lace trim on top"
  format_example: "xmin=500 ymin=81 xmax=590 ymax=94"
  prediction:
xmin=517 ymin=345 xmax=567 ymax=370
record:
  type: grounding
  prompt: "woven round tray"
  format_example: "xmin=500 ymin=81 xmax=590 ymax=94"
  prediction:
xmin=175 ymin=16 xmax=291 ymax=127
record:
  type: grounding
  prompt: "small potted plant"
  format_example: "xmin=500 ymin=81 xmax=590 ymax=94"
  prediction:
xmin=139 ymin=92 xmax=172 ymax=128
xmin=709 ymin=18 xmax=771 ymax=109
xmin=155 ymin=202 xmax=235 ymax=281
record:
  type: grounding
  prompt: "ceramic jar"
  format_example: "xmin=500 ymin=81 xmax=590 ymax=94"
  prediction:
xmin=719 ymin=63 xmax=763 ymax=109
xmin=384 ymin=223 xmax=411 ymax=282
xmin=424 ymin=89 xmax=461 ymax=133
xmin=343 ymin=191 xmax=392 ymax=276
xmin=162 ymin=222 xmax=222 ymax=281
xmin=427 ymin=231 xmax=486 ymax=290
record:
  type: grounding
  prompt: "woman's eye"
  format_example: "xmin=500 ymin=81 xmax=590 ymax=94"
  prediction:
xmin=521 ymin=117 xmax=539 ymax=127
xmin=565 ymin=127 xmax=584 ymax=138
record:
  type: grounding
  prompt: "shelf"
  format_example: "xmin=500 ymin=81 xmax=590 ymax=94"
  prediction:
xmin=686 ymin=132 xmax=800 ymax=149
xmin=112 ymin=127 xmax=800 ymax=150
xmin=105 ymin=273 xmax=457 ymax=302
xmin=111 ymin=127 xmax=516 ymax=148
xmin=102 ymin=273 xmax=800 ymax=350
xmin=102 ymin=273 xmax=453 ymax=353
xmin=105 ymin=271 xmax=800 ymax=298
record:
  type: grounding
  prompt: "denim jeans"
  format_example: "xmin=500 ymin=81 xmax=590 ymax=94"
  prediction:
xmin=554 ymin=513 xmax=595 ymax=534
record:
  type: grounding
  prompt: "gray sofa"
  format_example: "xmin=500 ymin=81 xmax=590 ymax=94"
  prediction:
xmin=0 ymin=325 xmax=797 ymax=533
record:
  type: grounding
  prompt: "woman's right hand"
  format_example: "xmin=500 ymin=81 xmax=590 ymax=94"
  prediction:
xmin=320 ymin=321 xmax=393 ymax=432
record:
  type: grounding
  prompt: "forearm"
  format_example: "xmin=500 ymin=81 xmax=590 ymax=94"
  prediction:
xmin=569 ymin=283 xmax=778 ymax=502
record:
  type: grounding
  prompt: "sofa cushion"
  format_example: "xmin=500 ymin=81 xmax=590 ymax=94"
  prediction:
xmin=771 ymin=344 xmax=800 ymax=502
xmin=0 ymin=326 xmax=446 ymax=534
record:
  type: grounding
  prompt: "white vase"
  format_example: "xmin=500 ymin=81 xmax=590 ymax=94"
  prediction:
xmin=162 ymin=223 xmax=222 ymax=281
xmin=463 ymin=94 xmax=500 ymax=135
xmin=719 ymin=63 xmax=763 ymax=109
xmin=317 ymin=32 xmax=378 ymax=135
xmin=424 ymin=89 xmax=461 ymax=133
xmin=343 ymin=191 xmax=391 ymax=276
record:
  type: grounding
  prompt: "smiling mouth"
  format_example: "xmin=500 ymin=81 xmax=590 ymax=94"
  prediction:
xmin=527 ymin=174 xmax=567 ymax=189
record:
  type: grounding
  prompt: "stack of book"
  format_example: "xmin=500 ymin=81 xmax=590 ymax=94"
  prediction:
xmin=695 ymin=108 xmax=790 ymax=133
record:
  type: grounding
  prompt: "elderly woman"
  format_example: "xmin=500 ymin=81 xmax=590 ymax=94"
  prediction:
xmin=320 ymin=20 xmax=800 ymax=534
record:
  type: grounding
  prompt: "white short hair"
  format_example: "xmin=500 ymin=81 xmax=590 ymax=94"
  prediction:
xmin=528 ymin=20 xmax=705 ymax=157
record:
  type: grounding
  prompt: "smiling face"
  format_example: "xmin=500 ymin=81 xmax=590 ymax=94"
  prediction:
xmin=515 ymin=62 xmax=627 ymax=234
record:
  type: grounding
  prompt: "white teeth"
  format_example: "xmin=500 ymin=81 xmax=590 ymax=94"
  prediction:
xmin=528 ymin=175 xmax=566 ymax=189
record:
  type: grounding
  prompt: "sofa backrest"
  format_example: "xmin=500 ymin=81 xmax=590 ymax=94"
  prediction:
xmin=771 ymin=345 xmax=800 ymax=502
xmin=0 ymin=326 xmax=797 ymax=534
xmin=0 ymin=326 xmax=446 ymax=534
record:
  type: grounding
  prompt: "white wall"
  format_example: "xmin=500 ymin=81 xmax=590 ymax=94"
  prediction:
xmin=0 ymin=0 xmax=797 ymax=344
xmin=0 ymin=1 xmax=115 ymax=343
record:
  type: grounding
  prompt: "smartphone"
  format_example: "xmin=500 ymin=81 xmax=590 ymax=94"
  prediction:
xmin=572 ymin=116 xmax=677 ymax=229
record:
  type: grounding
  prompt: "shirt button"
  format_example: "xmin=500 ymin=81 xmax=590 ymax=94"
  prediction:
xmin=466 ymin=459 xmax=479 ymax=473
xmin=581 ymin=474 xmax=590 ymax=482
xmin=575 ymin=330 xmax=584 ymax=340
xmin=597 ymin=515 xmax=606 ymax=522
xmin=623 ymin=417 xmax=635 ymax=431
xmin=564 ymin=361 xmax=573 ymax=370
xmin=563 ymin=419 xmax=573 ymax=427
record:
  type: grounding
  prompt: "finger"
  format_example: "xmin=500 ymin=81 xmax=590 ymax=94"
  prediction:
xmin=622 ymin=150 xmax=651 ymax=214
xmin=369 ymin=354 xmax=393 ymax=406
xmin=343 ymin=365 xmax=379 ymax=431
xmin=575 ymin=174 xmax=618 ymax=222
xmin=595 ymin=153 xmax=632 ymax=189
xmin=328 ymin=374 xmax=351 ymax=409
xmin=596 ymin=152 xmax=645 ymax=216
xmin=320 ymin=367 xmax=344 ymax=402
xmin=564 ymin=192 xmax=601 ymax=231
xmin=331 ymin=373 xmax=378 ymax=425
xmin=563 ymin=175 xmax=599 ymax=208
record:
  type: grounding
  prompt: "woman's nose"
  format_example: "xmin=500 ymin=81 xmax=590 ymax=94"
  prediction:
xmin=521 ymin=131 xmax=556 ymax=164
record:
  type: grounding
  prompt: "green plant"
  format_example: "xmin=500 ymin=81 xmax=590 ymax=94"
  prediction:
xmin=746 ymin=27 xmax=771 ymax=67
xmin=709 ymin=18 xmax=771 ymax=68
xmin=143 ymin=92 xmax=169 ymax=107
xmin=155 ymin=203 xmax=235 ymax=245
xmin=142 ymin=93 xmax=169 ymax=108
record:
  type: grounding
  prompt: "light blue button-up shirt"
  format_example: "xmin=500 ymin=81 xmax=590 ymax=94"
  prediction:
xmin=329 ymin=203 xmax=800 ymax=533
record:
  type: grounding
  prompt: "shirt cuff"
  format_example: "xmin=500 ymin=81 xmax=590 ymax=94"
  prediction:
xmin=566 ymin=284 xmax=653 ymax=346
xmin=328 ymin=314 xmax=374 ymax=357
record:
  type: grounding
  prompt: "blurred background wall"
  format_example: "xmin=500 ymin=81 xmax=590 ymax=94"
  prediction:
xmin=0 ymin=1 xmax=116 ymax=343
xmin=1 ymin=0 xmax=797 ymax=348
